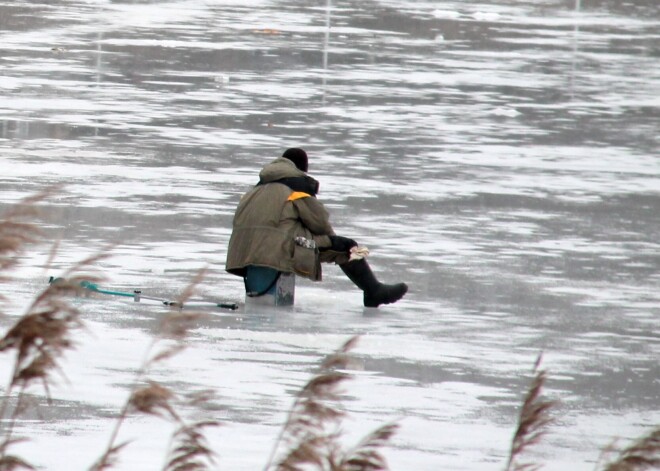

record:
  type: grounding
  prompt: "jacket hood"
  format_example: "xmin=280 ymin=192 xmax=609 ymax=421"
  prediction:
xmin=258 ymin=158 xmax=320 ymax=196
xmin=259 ymin=157 xmax=306 ymax=183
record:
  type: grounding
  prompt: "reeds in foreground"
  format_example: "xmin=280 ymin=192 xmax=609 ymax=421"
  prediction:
xmin=0 ymin=439 xmax=35 ymax=471
xmin=505 ymin=355 xmax=556 ymax=471
xmin=601 ymin=426 xmax=660 ymax=471
xmin=0 ymin=189 xmax=107 ymax=470
xmin=333 ymin=422 xmax=399 ymax=471
xmin=264 ymin=336 xmax=398 ymax=471
xmin=2 ymin=191 xmax=658 ymax=471
xmin=0 ymin=190 xmax=49 ymax=290
xmin=90 ymin=268 xmax=217 ymax=471
xmin=162 ymin=420 xmax=219 ymax=471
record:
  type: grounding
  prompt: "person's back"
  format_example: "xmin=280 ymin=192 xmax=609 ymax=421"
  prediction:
xmin=226 ymin=148 xmax=408 ymax=308
xmin=226 ymin=153 xmax=333 ymax=280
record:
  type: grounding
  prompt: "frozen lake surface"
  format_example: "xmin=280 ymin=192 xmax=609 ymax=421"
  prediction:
xmin=0 ymin=0 xmax=658 ymax=469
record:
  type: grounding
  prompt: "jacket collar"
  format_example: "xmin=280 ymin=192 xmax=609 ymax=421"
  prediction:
xmin=257 ymin=158 xmax=319 ymax=196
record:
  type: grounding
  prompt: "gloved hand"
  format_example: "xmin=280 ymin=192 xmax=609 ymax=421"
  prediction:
xmin=327 ymin=235 xmax=358 ymax=253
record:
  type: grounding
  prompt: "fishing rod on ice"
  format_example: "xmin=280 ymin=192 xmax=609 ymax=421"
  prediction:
xmin=48 ymin=277 xmax=239 ymax=311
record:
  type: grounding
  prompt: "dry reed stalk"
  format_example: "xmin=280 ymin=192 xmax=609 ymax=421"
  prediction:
xmin=129 ymin=381 xmax=179 ymax=421
xmin=601 ymin=426 xmax=660 ymax=471
xmin=0 ymin=272 xmax=103 ymax=460
xmin=264 ymin=336 xmax=398 ymax=471
xmin=162 ymin=420 xmax=220 ymax=471
xmin=334 ymin=422 xmax=399 ymax=471
xmin=0 ymin=189 xmax=57 ymax=307
xmin=505 ymin=355 xmax=556 ymax=471
xmin=0 ymin=437 xmax=35 ymax=471
xmin=0 ymin=188 xmax=108 ymax=467
xmin=0 ymin=191 xmax=48 ymax=274
xmin=91 ymin=269 xmax=208 ymax=470
xmin=264 ymin=337 xmax=356 ymax=470
xmin=0 ymin=270 xmax=105 ymax=400
xmin=89 ymin=443 xmax=130 ymax=471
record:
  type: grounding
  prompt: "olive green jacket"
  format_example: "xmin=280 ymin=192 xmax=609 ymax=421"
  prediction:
xmin=225 ymin=158 xmax=334 ymax=281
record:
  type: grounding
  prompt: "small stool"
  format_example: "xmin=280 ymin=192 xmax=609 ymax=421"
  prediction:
xmin=244 ymin=266 xmax=295 ymax=307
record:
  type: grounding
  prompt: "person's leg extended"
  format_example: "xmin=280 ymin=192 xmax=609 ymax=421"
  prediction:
xmin=339 ymin=258 xmax=408 ymax=308
xmin=320 ymin=249 xmax=408 ymax=307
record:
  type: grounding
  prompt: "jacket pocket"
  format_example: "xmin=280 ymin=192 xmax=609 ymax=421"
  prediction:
xmin=292 ymin=237 xmax=319 ymax=277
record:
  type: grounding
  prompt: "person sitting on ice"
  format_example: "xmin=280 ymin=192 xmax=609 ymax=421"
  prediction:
xmin=225 ymin=148 xmax=408 ymax=308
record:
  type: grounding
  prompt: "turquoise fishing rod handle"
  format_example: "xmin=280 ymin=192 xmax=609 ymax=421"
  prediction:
xmin=102 ymin=290 xmax=134 ymax=297
xmin=80 ymin=280 xmax=98 ymax=290
xmin=95 ymin=287 xmax=135 ymax=297
xmin=80 ymin=280 xmax=133 ymax=297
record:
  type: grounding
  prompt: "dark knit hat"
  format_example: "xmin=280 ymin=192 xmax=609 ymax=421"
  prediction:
xmin=282 ymin=148 xmax=308 ymax=172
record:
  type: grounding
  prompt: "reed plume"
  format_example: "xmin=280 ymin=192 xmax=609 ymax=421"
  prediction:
xmin=0 ymin=437 xmax=35 ymax=471
xmin=264 ymin=336 xmax=398 ymax=471
xmin=264 ymin=337 xmax=355 ymax=470
xmin=0 ymin=269 xmax=105 ymax=466
xmin=0 ymin=190 xmax=50 ymax=290
xmin=129 ymin=381 xmax=179 ymax=421
xmin=0 ymin=188 xmax=61 ymax=323
xmin=162 ymin=420 xmax=219 ymax=471
xmin=88 ymin=443 xmax=129 ymax=471
xmin=91 ymin=268 xmax=208 ymax=470
xmin=334 ymin=422 xmax=399 ymax=471
xmin=601 ymin=426 xmax=660 ymax=471
xmin=0 ymin=189 xmax=107 ymax=469
xmin=0 ymin=259 xmax=107 ymax=402
xmin=505 ymin=355 xmax=556 ymax=471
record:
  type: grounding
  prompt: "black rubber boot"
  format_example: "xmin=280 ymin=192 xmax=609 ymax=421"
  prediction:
xmin=340 ymin=258 xmax=408 ymax=308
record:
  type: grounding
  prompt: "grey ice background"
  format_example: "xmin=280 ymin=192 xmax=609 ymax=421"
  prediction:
xmin=0 ymin=1 xmax=658 ymax=470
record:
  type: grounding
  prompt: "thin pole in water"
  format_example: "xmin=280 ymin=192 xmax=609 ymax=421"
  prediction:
xmin=95 ymin=31 xmax=103 ymax=136
xmin=570 ymin=0 xmax=581 ymax=99
xmin=322 ymin=0 xmax=331 ymax=102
